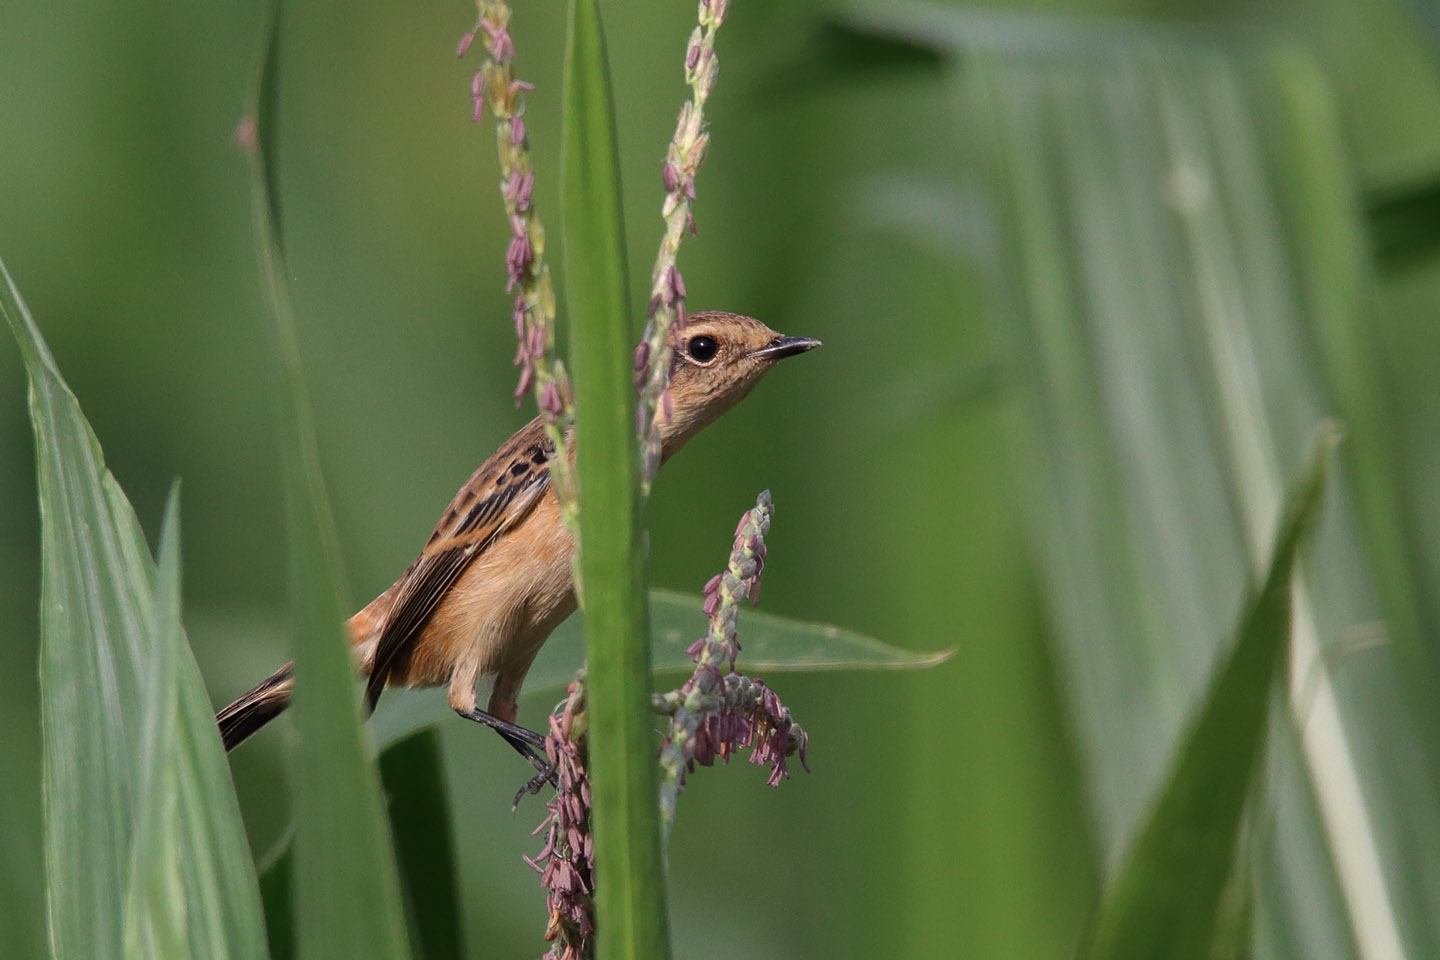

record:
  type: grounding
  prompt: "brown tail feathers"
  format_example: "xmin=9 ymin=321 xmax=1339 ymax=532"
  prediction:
xmin=216 ymin=662 xmax=295 ymax=752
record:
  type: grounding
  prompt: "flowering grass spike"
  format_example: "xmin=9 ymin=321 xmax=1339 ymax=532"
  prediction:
xmin=653 ymin=490 xmax=811 ymax=835
xmin=532 ymin=490 xmax=811 ymax=954
xmin=460 ymin=1 xmax=578 ymax=534
xmin=636 ymin=0 xmax=731 ymax=490
xmin=527 ymin=676 xmax=595 ymax=960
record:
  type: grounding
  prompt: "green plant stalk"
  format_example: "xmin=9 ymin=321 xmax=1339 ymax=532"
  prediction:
xmin=561 ymin=0 xmax=670 ymax=957
xmin=239 ymin=4 xmax=413 ymax=958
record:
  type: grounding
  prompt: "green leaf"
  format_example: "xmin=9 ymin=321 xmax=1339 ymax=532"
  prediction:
xmin=641 ymin=590 xmax=955 ymax=674
xmin=257 ymin=844 xmax=294 ymax=960
xmin=252 ymin=729 xmax=486 ymax=960
xmin=4 ymin=256 xmax=268 ymax=960
xmin=369 ymin=591 xmax=950 ymax=748
xmin=1206 ymin=836 xmax=1257 ymax=960
xmin=925 ymin=11 xmax=1440 ymax=957
xmin=123 ymin=490 xmax=188 ymax=960
xmin=1081 ymin=430 xmax=1335 ymax=960
xmin=378 ymin=730 xmax=464 ymax=960
xmin=239 ymin=4 xmax=412 ymax=958
xmin=283 ymin=430 xmax=412 ymax=960
xmin=561 ymin=0 xmax=670 ymax=957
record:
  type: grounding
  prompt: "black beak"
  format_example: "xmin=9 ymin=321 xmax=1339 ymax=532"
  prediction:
xmin=748 ymin=335 xmax=822 ymax=361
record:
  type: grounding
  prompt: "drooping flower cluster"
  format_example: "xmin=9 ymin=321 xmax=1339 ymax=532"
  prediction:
xmin=654 ymin=490 xmax=810 ymax=835
xmin=527 ymin=491 xmax=810 ymax=955
xmin=636 ymin=0 xmax=732 ymax=490
xmin=526 ymin=675 xmax=595 ymax=960
xmin=459 ymin=1 xmax=578 ymax=532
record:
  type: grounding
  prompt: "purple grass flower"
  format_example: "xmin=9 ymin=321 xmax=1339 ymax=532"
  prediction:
xmin=514 ymin=356 xmax=533 ymax=399
xmin=505 ymin=170 xmax=535 ymax=211
xmin=530 ymin=677 xmax=595 ymax=960
xmin=480 ymin=17 xmax=515 ymax=63
xmin=505 ymin=232 xmax=533 ymax=291
xmin=513 ymin=294 xmax=528 ymax=339
xmin=540 ymin=381 xmax=562 ymax=419
xmin=655 ymin=492 xmax=810 ymax=833
xmin=469 ymin=2 xmax=577 ymax=526
xmin=634 ymin=0 xmax=732 ymax=491
xmin=470 ymin=70 xmax=486 ymax=122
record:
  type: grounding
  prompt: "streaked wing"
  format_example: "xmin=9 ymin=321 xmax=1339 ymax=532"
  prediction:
xmin=365 ymin=421 xmax=555 ymax=709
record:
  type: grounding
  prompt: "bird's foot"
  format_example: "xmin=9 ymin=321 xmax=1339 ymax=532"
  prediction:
xmin=455 ymin=706 xmax=558 ymax=801
xmin=512 ymin=761 xmax=559 ymax=810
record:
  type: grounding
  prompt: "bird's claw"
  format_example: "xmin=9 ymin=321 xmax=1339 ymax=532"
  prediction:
xmin=512 ymin=762 xmax=559 ymax=809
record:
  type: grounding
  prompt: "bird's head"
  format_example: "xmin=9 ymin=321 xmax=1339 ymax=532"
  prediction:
xmin=654 ymin=311 xmax=820 ymax=458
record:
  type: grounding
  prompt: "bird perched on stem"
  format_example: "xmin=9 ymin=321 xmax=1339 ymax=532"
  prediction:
xmin=216 ymin=312 xmax=819 ymax=784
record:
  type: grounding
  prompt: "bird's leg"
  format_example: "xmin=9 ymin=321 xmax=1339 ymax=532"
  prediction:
xmin=455 ymin=707 xmax=558 ymax=792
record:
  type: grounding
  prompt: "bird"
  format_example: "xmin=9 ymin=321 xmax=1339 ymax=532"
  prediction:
xmin=215 ymin=311 xmax=819 ymax=779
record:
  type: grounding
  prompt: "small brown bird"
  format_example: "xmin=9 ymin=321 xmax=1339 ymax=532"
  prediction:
xmin=216 ymin=312 xmax=819 ymax=774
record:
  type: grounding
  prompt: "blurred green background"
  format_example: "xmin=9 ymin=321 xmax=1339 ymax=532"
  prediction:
xmin=7 ymin=0 xmax=1440 ymax=958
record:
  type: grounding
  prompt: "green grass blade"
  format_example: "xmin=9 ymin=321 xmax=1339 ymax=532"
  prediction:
xmin=123 ymin=490 xmax=187 ymax=959
xmin=1081 ymin=431 xmax=1335 ymax=960
xmin=257 ymin=847 xmax=294 ymax=960
xmin=1268 ymin=46 xmax=1440 ymax=742
xmin=240 ymin=4 xmax=412 ymax=958
xmin=378 ymin=731 xmax=464 ymax=960
xmin=4 ymin=258 xmax=269 ymax=960
xmin=283 ymin=447 xmax=412 ymax=960
xmin=256 ymin=733 xmax=468 ymax=960
xmin=369 ymin=592 xmax=951 ymax=748
xmin=1207 ymin=835 xmax=1257 ymax=960
xmin=561 ymin=0 xmax=670 ymax=957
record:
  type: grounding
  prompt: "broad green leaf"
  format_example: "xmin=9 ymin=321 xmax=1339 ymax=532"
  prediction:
xmin=905 ymin=11 xmax=1440 ymax=959
xmin=5 ymin=256 xmax=268 ymax=960
xmin=825 ymin=6 xmax=1440 ymax=957
xmin=562 ymin=0 xmax=670 ymax=956
xmin=369 ymin=591 xmax=948 ymax=748
xmin=378 ymin=730 xmax=464 ymax=960
xmin=1081 ymin=432 xmax=1334 ymax=960
xmin=240 ymin=4 xmax=412 ymax=958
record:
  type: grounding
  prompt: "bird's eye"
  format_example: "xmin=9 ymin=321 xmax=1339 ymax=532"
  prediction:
xmin=686 ymin=335 xmax=719 ymax=363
